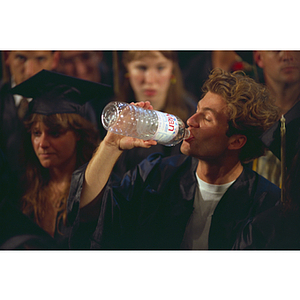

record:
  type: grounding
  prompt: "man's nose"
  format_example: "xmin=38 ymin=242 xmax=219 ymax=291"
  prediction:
xmin=24 ymin=59 xmax=40 ymax=79
xmin=280 ymin=51 xmax=295 ymax=62
xmin=187 ymin=113 xmax=199 ymax=128
xmin=74 ymin=59 xmax=88 ymax=78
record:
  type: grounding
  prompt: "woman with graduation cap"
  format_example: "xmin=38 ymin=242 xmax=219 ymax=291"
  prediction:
xmin=10 ymin=70 xmax=111 ymax=247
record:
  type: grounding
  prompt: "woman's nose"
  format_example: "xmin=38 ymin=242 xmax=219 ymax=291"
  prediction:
xmin=39 ymin=133 xmax=50 ymax=148
xmin=144 ymin=70 xmax=155 ymax=83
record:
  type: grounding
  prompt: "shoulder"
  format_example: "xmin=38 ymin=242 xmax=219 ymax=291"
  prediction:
xmin=252 ymin=205 xmax=300 ymax=249
xmin=0 ymin=80 xmax=14 ymax=108
xmin=68 ymin=164 xmax=88 ymax=205
xmin=122 ymin=153 xmax=195 ymax=186
xmin=242 ymin=166 xmax=280 ymax=192
xmin=149 ymin=153 xmax=194 ymax=170
xmin=0 ymin=80 xmax=11 ymax=95
xmin=244 ymin=167 xmax=281 ymax=211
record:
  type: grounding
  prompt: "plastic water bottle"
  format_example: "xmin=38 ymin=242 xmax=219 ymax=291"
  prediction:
xmin=101 ymin=101 xmax=190 ymax=146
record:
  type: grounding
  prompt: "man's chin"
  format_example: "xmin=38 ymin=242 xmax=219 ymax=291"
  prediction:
xmin=180 ymin=142 xmax=190 ymax=156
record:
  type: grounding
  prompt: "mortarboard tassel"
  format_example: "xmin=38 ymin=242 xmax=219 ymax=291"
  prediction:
xmin=280 ymin=115 xmax=286 ymax=204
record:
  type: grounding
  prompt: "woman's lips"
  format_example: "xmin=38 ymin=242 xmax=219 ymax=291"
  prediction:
xmin=39 ymin=153 xmax=54 ymax=157
xmin=144 ymin=89 xmax=156 ymax=96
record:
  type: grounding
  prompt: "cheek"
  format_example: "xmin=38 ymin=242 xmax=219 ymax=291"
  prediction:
xmin=159 ymin=69 xmax=172 ymax=87
xmin=31 ymin=136 xmax=39 ymax=150
xmin=41 ymin=59 xmax=53 ymax=69
xmin=199 ymin=126 xmax=227 ymax=141
xmin=61 ymin=135 xmax=78 ymax=153
xmin=156 ymin=75 xmax=171 ymax=93
xmin=10 ymin=61 xmax=23 ymax=77
xmin=64 ymin=64 xmax=74 ymax=72
xmin=129 ymin=73 xmax=143 ymax=90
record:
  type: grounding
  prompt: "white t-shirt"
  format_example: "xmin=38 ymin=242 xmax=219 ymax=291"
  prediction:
xmin=181 ymin=173 xmax=235 ymax=250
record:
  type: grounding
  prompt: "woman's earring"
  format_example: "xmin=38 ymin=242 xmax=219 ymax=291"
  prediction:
xmin=170 ymin=74 xmax=176 ymax=84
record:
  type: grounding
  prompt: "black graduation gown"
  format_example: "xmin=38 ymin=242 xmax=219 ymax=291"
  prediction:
xmin=0 ymin=200 xmax=58 ymax=249
xmin=66 ymin=154 xmax=281 ymax=250
xmin=0 ymin=80 xmax=25 ymax=187
xmin=232 ymin=204 xmax=300 ymax=250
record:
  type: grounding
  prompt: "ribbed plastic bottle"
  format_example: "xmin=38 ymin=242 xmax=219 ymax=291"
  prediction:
xmin=101 ymin=101 xmax=190 ymax=146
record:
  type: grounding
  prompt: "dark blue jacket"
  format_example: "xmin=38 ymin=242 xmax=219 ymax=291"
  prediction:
xmin=66 ymin=153 xmax=281 ymax=249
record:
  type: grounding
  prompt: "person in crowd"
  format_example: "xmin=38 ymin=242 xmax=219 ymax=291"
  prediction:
xmin=252 ymin=51 xmax=300 ymax=187
xmin=0 ymin=145 xmax=56 ymax=249
xmin=235 ymin=100 xmax=300 ymax=249
xmin=111 ymin=50 xmax=197 ymax=177
xmin=66 ymin=68 xmax=280 ymax=250
xmin=9 ymin=69 xmax=110 ymax=247
xmin=0 ymin=51 xmax=60 ymax=202
xmin=181 ymin=51 xmax=255 ymax=101
xmin=57 ymin=51 xmax=113 ymax=85
xmin=56 ymin=50 xmax=114 ymax=138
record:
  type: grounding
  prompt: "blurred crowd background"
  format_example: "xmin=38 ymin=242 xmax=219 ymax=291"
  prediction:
xmin=0 ymin=50 xmax=261 ymax=100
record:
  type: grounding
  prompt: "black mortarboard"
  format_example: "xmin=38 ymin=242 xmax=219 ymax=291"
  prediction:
xmin=260 ymin=100 xmax=300 ymax=170
xmin=10 ymin=69 xmax=112 ymax=117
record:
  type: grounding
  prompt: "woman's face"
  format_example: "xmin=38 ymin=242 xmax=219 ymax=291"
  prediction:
xmin=126 ymin=51 xmax=173 ymax=110
xmin=31 ymin=121 xmax=79 ymax=170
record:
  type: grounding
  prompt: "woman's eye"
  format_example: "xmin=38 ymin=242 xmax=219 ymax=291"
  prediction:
xmin=157 ymin=66 xmax=165 ymax=71
xmin=31 ymin=130 xmax=40 ymax=136
xmin=49 ymin=131 xmax=61 ymax=137
xmin=137 ymin=65 xmax=147 ymax=71
xmin=52 ymin=133 xmax=60 ymax=138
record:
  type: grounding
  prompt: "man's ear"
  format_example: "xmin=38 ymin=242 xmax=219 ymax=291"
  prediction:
xmin=228 ymin=134 xmax=247 ymax=150
xmin=253 ymin=51 xmax=264 ymax=69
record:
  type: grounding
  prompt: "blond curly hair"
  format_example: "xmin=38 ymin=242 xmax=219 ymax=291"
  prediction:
xmin=202 ymin=68 xmax=279 ymax=163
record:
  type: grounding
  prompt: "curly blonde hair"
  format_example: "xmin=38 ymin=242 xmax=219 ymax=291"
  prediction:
xmin=202 ymin=68 xmax=279 ymax=163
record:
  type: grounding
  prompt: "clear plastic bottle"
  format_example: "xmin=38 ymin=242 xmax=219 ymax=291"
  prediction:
xmin=101 ymin=101 xmax=190 ymax=146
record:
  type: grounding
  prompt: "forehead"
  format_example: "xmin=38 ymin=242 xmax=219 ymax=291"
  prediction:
xmin=198 ymin=92 xmax=228 ymax=112
xmin=30 ymin=115 xmax=68 ymax=128
xmin=129 ymin=51 xmax=170 ymax=63
xmin=31 ymin=120 xmax=48 ymax=129
xmin=10 ymin=51 xmax=54 ymax=59
xmin=60 ymin=51 xmax=93 ymax=60
xmin=262 ymin=51 xmax=300 ymax=59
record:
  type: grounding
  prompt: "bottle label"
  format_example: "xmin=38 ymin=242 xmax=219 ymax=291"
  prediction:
xmin=153 ymin=111 xmax=179 ymax=143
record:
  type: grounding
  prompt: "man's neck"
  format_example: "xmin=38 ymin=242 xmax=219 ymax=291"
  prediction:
xmin=196 ymin=159 xmax=243 ymax=185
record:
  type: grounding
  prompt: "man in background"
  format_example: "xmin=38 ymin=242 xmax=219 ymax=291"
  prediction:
xmin=253 ymin=51 xmax=300 ymax=187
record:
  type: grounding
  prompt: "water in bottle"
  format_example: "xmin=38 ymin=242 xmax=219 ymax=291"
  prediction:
xmin=101 ymin=101 xmax=190 ymax=146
